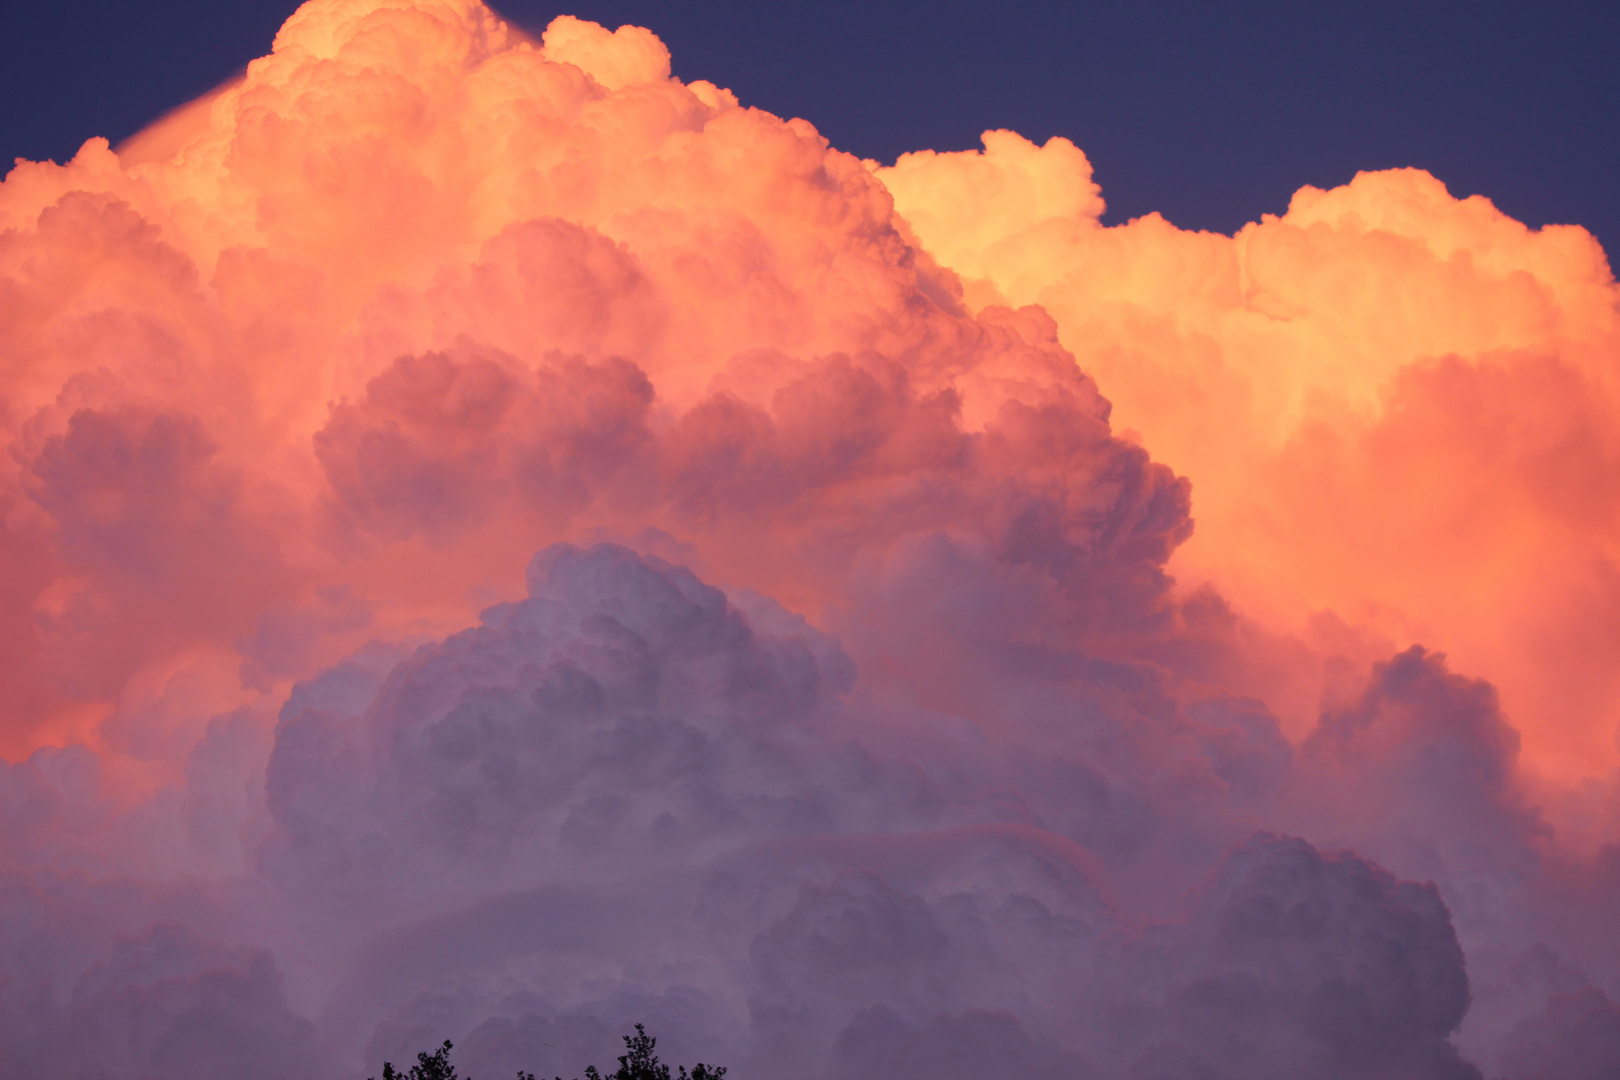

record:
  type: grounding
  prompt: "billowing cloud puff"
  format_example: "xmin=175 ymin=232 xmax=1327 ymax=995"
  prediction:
xmin=257 ymin=546 xmax=1484 ymax=1079
xmin=1 ymin=0 xmax=1617 ymax=1076
xmin=880 ymin=132 xmax=1620 ymax=779
xmin=1498 ymin=987 xmax=1620 ymax=1080
xmin=1123 ymin=834 xmax=1478 ymax=1080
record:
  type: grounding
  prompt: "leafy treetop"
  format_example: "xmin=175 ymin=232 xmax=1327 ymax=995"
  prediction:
xmin=372 ymin=1025 xmax=727 ymax=1080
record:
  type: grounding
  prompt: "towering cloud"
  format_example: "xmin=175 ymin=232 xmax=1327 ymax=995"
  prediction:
xmin=0 ymin=1 xmax=1616 ymax=1077
xmin=880 ymin=132 xmax=1620 ymax=780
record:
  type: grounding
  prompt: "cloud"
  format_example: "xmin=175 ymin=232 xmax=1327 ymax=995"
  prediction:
xmin=59 ymin=922 xmax=318 ymax=1080
xmin=253 ymin=545 xmax=1481 ymax=1079
xmin=880 ymin=132 xmax=1620 ymax=778
xmin=1499 ymin=987 xmax=1620 ymax=1080
xmin=1123 ymin=834 xmax=1479 ymax=1080
xmin=0 ymin=0 xmax=1615 ymax=1076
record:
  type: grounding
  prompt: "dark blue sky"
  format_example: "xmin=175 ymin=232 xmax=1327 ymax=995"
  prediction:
xmin=3 ymin=0 xmax=1617 ymax=254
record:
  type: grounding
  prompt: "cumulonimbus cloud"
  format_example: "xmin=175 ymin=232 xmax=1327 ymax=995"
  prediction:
xmin=880 ymin=131 xmax=1620 ymax=781
xmin=1 ymin=1 xmax=1617 ymax=1077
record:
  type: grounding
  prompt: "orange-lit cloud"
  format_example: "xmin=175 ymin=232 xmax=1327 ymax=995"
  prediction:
xmin=1 ymin=2 xmax=1618 ymax=1077
xmin=881 ymin=132 xmax=1620 ymax=778
xmin=1 ymin=3 xmax=1191 ymax=770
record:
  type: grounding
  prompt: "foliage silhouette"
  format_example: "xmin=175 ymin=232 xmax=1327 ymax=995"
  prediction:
xmin=373 ymin=1039 xmax=461 ymax=1080
xmin=374 ymin=1025 xmax=726 ymax=1080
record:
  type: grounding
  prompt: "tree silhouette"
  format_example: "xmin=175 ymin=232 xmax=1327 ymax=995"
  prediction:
xmin=373 ymin=1039 xmax=461 ymax=1080
xmin=374 ymin=1025 xmax=726 ymax=1080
